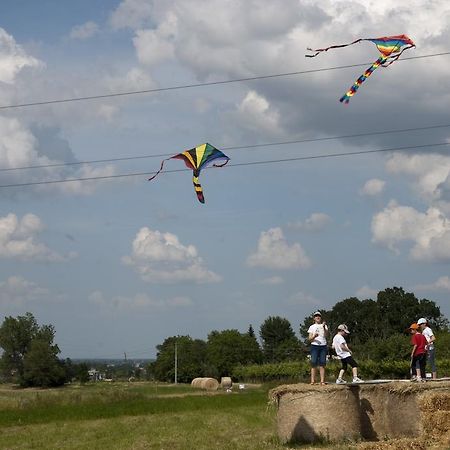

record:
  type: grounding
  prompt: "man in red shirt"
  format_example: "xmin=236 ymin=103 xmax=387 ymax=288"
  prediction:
xmin=409 ymin=323 xmax=427 ymax=382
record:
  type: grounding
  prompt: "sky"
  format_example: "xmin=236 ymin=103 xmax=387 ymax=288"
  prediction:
xmin=0 ymin=0 xmax=449 ymax=359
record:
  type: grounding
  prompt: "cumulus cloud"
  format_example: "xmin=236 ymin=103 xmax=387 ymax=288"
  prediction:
xmin=356 ymin=285 xmax=378 ymax=299
xmin=247 ymin=227 xmax=311 ymax=270
xmin=288 ymin=212 xmax=331 ymax=232
xmin=0 ymin=276 xmax=49 ymax=306
xmin=89 ymin=290 xmax=193 ymax=311
xmin=360 ymin=178 xmax=385 ymax=196
xmin=287 ymin=291 xmax=321 ymax=306
xmin=371 ymin=200 xmax=450 ymax=262
xmin=415 ymin=276 xmax=450 ymax=292
xmin=123 ymin=227 xmax=222 ymax=283
xmin=110 ymin=0 xmax=154 ymax=30
xmin=0 ymin=28 xmax=42 ymax=84
xmin=69 ymin=21 xmax=99 ymax=40
xmin=0 ymin=213 xmax=72 ymax=262
xmin=260 ymin=276 xmax=284 ymax=285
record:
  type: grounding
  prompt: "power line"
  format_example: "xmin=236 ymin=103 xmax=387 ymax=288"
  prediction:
xmin=2 ymin=122 xmax=450 ymax=172
xmin=0 ymin=51 xmax=449 ymax=111
xmin=0 ymin=140 xmax=448 ymax=189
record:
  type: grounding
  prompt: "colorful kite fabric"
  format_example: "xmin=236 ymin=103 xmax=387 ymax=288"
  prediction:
xmin=148 ymin=143 xmax=230 ymax=203
xmin=305 ymin=35 xmax=415 ymax=104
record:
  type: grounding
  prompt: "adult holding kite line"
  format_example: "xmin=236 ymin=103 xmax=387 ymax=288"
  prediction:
xmin=418 ymin=318 xmax=437 ymax=379
xmin=307 ymin=311 xmax=329 ymax=385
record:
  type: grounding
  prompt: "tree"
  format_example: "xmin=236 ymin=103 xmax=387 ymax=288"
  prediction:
xmin=260 ymin=316 xmax=301 ymax=363
xmin=153 ymin=335 xmax=208 ymax=382
xmin=207 ymin=329 xmax=262 ymax=377
xmin=0 ymin=313 xmax=65 ymax=387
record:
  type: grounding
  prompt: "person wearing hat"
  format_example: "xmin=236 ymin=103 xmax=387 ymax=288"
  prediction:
xmin=307 ymin=311 xmax=329 ymax=385
xmin=332 ymin=324 xmax=363 ymax=384
xmin=418 ymin=318 xmax=436 ymax=379
xmin=409 ymin=323 xmax=427 ymax=382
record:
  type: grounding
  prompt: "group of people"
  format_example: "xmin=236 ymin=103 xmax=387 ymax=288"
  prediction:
xmin=307 ymin=311 xmax=437 ymax=385
xmin=409 ymin=318 xmax=436 ymax=382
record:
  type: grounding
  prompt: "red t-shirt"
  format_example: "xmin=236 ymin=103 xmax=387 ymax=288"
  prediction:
xmin=411 ymin=333 xmax=427 ymax=356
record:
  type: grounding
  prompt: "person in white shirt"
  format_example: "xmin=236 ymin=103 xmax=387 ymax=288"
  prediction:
xmin=418 ymin=317 xmax=436 ymax=379
xmin=307 ymin=311 xmax=329 ymax=385
xmin=332 ymin=324 xmax=363 ymax=384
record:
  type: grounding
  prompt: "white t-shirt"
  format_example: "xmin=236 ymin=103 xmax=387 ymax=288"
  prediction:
xmin=332 ymin=333 xmax=351 ymax=359
xmin=422 ymin=326 xmax=435 ymax=349
xmin=307 ymin=324 xmax=328 ymax=346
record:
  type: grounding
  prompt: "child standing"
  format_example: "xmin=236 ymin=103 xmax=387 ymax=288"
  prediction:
xmin=409 ymin=323 xmax=427 ymax=382
xmin=332 ymin=324 xmax=363 ymax=384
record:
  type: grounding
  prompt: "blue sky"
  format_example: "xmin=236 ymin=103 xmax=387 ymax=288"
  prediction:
xmin=0 ymin=0 xmax=449 ymax=359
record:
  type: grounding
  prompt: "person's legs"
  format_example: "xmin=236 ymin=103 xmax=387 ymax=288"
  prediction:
xmin=419 ymin=354 xmax=426 ymax=380
xmin=318 ymin=345 xmax=327 ymax=383
xmin=310 ymin=345 xmax=319 ymax=384
xmin=413 ymin=356 xmax=422 ymax=379
xmin=427 ymin=347 xmax=437 ymax=379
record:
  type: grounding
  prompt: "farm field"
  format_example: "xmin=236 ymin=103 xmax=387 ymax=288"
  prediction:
xmin=1 ymin=381 xmax=446 ymax=450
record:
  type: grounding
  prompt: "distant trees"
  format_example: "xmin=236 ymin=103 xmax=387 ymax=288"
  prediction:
xmin=0 ymin=313 xmax=66 ymax=387
xmin=260 ymin=316 xmax=302 ymax=363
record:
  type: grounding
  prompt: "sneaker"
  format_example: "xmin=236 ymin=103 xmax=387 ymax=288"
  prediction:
xmin=352 ymin=377 xmax=364 ymax=383
xmin=410 ymin=375 xmax=417 ymax=382
xmin=336 ymin=378 xmax=347 ymax=384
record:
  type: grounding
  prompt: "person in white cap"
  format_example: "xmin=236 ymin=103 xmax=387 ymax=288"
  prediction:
xmin=417 ymin=318 xmax=436 ymax=379
xmin=332 ymin=324 xmax=363 ymax=384
xmin=307 ymin=311 xmax=329 ymax=385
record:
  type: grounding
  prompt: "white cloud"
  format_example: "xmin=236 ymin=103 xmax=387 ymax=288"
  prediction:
xmin=0 ymin=276 xmax=49 ymax=306
xmin=234 ymin=90 xmax=282 ymax=135
xmin=0 ymin=28 xmax=42 ymax=84
xmin=386 ymin=153 xmax=450 ymax=203
xmin=287 ymin=291 xmax=321 ymax=306
xmin=356 ymin=285 xmax=378 ymax=299
xmin=288 ymin=212 xmax=331 ymax=232
xmin=69 ymin=21 xmax=99 ymax=40
xmin=89 ymin=290 xmax=193 ymax=311
xmin=247 ymin=227 xmax=311 ymax=270
xmin=371 ymin=200 xmax=450 ymax=262
xmin=360 ymin=178 xmax=385 ymax=196
xmin=123 ymin=227 xmax=222 ymax=283
xmin=110 ymin=0 xmax=154 ymax=30
xmin=0 ymin=213 xmax=71 ymax=262
xmin=260 ymin=276 xmax=284 ymax=285
xmin=415 ymin=276 xmax=450 ymax=292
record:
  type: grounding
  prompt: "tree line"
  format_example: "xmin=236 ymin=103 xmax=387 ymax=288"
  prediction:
xmin=1 ymin=287 xmax=448 ymax=386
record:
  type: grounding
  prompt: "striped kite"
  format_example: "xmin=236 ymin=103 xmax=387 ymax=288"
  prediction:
xmin=148 ymin=143 xmax=230 ymax=203
xmin=306 ymin=35 xmax=415 ymax=104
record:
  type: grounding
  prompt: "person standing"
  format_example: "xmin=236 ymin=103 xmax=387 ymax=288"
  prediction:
xmin=418 ymin=317 xmax=437 ymax=379
xmin=332 ymin=324 xmax=363 ymax=384
xmin=307 ymin=311 xmax=329 ymax=385
xmin=409 ymin=323 xmax=427 ymax=382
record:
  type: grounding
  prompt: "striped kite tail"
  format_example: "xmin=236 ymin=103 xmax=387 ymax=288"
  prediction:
xmin=339 ymin=56 xmax=386 ymax=104
xmin=193 ymin=174 xmax=205 ymax=203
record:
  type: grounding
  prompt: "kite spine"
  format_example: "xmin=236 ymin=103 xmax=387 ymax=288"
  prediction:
xmin=339 ymin=56 xmax=387 ymax=104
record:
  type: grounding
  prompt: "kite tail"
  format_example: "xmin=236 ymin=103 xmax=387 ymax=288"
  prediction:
xmin=339 ymin=56 xmax=386 ymax=104
xmin=193 ymin=175 xmax=205 ymax=203
xmin=305 ymin=38 xmax=364 ymax=57
xmin=148 ymin=158 xmax=170 ymax=181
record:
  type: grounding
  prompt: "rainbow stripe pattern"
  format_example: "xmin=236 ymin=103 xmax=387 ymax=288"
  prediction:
xmin=306 ymin=34 xmax=415 ymax=104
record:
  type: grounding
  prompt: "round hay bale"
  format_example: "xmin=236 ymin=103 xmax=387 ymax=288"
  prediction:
xmin=200 ymin=377 xmax=219 ymax=391
xmin=191 ymin=377 xmax=202 ymax=388
xmin=220 ymin=377 xmax=232 ymax=389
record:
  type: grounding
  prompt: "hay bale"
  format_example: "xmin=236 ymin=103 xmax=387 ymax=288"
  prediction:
xmin=200 ymin=378 xmax=219 ymax=391
xmin=191 ymin=377 xmax=203 ymax=388
xmin=220 ymin=377 xmax=232 ymax=389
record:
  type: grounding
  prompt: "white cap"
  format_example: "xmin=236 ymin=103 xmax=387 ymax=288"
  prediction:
xmin=313 ymin=311 xmax=322 ymax=316
xmin=417 ymin=318 xmax=427 ymax=325
xmin=337 ymin=324 xmax=350 ymax=334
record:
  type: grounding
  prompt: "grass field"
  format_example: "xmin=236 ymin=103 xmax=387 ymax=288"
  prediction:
xmin=0 ymin=382 xmax=308 ymax=450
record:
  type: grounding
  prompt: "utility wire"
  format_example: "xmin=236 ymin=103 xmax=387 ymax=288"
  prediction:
xmin=2 ymin=122 xmax=450 ymax=172
xmin=0 ymin=51 xmax=448 ymax=110
xmin=0 ymin=140 xmax=448 ymax=189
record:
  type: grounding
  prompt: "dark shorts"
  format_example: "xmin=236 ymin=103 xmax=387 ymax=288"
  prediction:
xmin=310 ymin=345 xmax=327 ymax=367
xmin=341 ymin=356 xmax=358 ymax=371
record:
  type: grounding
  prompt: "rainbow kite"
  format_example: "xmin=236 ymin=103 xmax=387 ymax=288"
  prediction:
xmin=148 ymin=143 xmax=230 ymax=203
xmin=306 ymin=35 xmax=415 ymax=104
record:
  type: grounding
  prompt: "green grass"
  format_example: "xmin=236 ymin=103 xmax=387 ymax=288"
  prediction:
xmin=0 ymin=382 xmax=355 ymax=450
